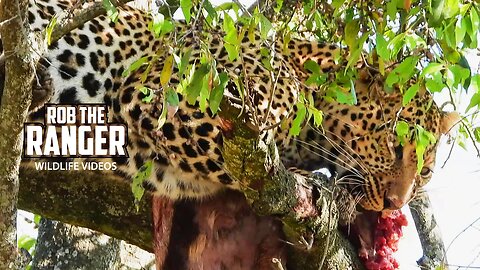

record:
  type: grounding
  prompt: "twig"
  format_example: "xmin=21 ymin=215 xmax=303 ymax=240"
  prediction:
xmin=446 ymin=216 xmax=480 ymax=254
xmin=441 ymin=137 xmax=456 ymax=168
xmin=0 ymin=15 xmax=18 ymax=28
xmin=48 ymin=0 xmax=132 ymax=45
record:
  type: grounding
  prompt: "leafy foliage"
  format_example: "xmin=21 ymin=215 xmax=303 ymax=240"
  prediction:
xmin=119 ymin=0 xmax=480 ymax=192
xmin=101 ymin=0 xmax=119 ymax=22
xmin=131 ymin=160 xmax=153 ymax=211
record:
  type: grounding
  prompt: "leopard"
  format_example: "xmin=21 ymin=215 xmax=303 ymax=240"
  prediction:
xmin=19 ymin=0 xmax=459 ymax=216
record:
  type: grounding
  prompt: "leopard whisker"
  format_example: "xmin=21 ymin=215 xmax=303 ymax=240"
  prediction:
xmin=305 ymin=123 xmax=365 ymax=170
xmin=294 ymin=137 xmax=367 ymax=178
xmin=308 ymin=125 xmax=370 ymax=175
xmin=343 ymin=192 xmax=364 ymax=235
xmin=293 ymin=139 xmax=365 ymax=179
xmin=335 ymin=177 xmax=367 ymax=186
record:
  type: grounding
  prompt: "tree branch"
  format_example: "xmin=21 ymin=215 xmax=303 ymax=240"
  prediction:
xmin=18 ymin=167 xmax=154 ymax=252
xmin=409 ymin=191 xmax=448 ymax=269
xmin=49 ymin=0 xmax=130 ymax=45
xmin=246 ymin=0 xmax=299 ymax=21
xmin=0 ymin=0 xmax=35 ymax=268
xmin=218 ymin=100 xmax=364 ymax=269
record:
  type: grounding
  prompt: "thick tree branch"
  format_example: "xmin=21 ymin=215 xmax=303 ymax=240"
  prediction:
xmin=0 ymin=0 xmax=35 ymax=268
xmin=18 ymin=167 xmax=154 ymax=252
xmin=218 ymin=101 xmax=364 ymax=270
xmin=409 ymin=191 xmax=448 ymax=269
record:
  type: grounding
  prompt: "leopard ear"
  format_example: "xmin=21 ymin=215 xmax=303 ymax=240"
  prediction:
xmin=440 ymin=111 xmax=461 ymax=135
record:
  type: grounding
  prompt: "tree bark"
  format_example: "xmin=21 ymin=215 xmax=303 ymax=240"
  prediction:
xmin=48 ymin=0 xmax=131 ymax=45
xmin=31 ymin=218 xmax=122 ymax=270
xmin=409 ymin=191 xmax=448 ymax=269
xmin=218 ymin=101 xmax=364 ymax=270
xmin=0 ymin=0 xmax=34 ymax=268
xmin=18 ymin=167 xmax=154 ymax=251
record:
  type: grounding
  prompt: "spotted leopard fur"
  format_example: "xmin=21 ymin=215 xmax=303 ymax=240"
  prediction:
xmin=22 ymin=0 xmax=458 ymax=212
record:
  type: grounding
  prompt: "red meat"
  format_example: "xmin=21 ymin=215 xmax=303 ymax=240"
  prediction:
xmin=359 ymin=210 xmax=408 ymax=270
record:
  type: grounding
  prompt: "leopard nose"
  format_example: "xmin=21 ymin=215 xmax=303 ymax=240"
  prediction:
xmin=383 ymin=195 xmax=405 ymax=210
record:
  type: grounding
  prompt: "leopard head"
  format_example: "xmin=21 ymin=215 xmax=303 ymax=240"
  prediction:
xmin=315 ymin=79 xmax=459 ymax=212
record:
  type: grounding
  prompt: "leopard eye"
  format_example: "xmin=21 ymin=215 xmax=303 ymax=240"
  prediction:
xmin=420 ymin=167 xmax=433 ymax=178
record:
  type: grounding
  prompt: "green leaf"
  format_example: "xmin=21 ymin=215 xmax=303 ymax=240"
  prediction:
xmin=224 ymin=43 xmax=239 ymax=62
xmin=466 ymin=92 xmax=480 ymax=112
xmin=376 ymin=34 xmax=389 ymax=60
xmin=455 ymin=17 xmax=467 ymax=45
xmin=216 ymin=2 xmax=239 ymax=12
xmin=161 ymin=55 xmax=174 ymax=87
xmin=18 ymin=235 xmax=36 ymax=253
xmin=248 ymin=18 xmax=257 ymax=43
xmin=346 ymin=45 xmax=363 ymax=70
xmin=349 ymin=79 xmax=357 ymax=105
xmin=203 ymin=0 xmax=218 ymax=23
xmin=415 ymin=125 xmax=437 ymax=173
xmin=158 ymin=99 xmax=168 ymax=128
xmin=150 ymin=16 xmax=162 ymax=37
xmin=471 ymin=7 xmax=480 ymax=30
xmin=177 ymin=50 xmax=192 ymax=78
xmin=33 ymin=214 xmax=41 ymax=225
xmin=474 ymin=127 xmax=480 ymax=142
xmin=443 ymin=0 xmax=460 ymax=18
xmin=429 ymin=0 xmax=445 ymax=26
xmin=260 ymin=47 xmax=274 ymax=71
xmin=186 ymin=64 xmax=210 ymax=105
xmin=306 ymin=70 xmax=328 ymax=85
xmin=122 ymin=56 xmax=149 ymax=77
xmin=304 ymin=60 xmax=321 ymax=74
xmin=274 ymin=0 xmax=284 ymax=12
xmin=259 ymin=14 xmax=273 ymax=39
xmin=310 ymin=107 xmax=323 ymax=127
xmin=447 ymin=64 xmax=470 ymax=87
xmin=420 ymin=62 xmax=444 ymax=77
xmin=209 ymin=72 xmax=229 ymax=114
xmin=199 ymin=75 xmax=210 ymax=112
xmin=102 ymin=0 xmax=119 ymax=22
xmin=404 ymin=33 xmax=426 ymax=50
xmin=165 ymin=87 xmax=179 ymax=107
xmin=388 ymin=33 xmax=406 ymax=58
xmin=396 ymin=121 xmax=409 ymax=136
xmin=138 ymin=86 xmax=154 ymax=103
xmin=223 ymin=13 xmax=240 ymax=61
xmin=403 ymin=83 xmax=420 ymax=106
xmin=289 ymin=103 xmax=306 ymax=136
xmin=395 ymin=120 xmax=410 ymax=145
xmin=386 ymin=56 xmax=419 ymax=88
xmin=386 ymin=71 xmax=399 ymax=87
xmin=344 ymin=20 xmax=360 ymax=49
xmin=444 ymin=21 xmax=457 ymax=48
xmin=425 ymin=74 xmax=446 ymax=93
xmin=45 ymin=15 xmax=58 ymax=46
xmin=387 ymin=0 xmax=398 ymax=20
xmin=132 ymin=160 xmax=153 ymax=211
xmin=180 ymin=0 xmax=193 ymax=23
xmin=335 ymin=87 xmax=356 ymax=105
xmin=470 ymin=74 xmax=480 ymax=93
xmin=415 ymin=144 xmax=426 ymax=173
